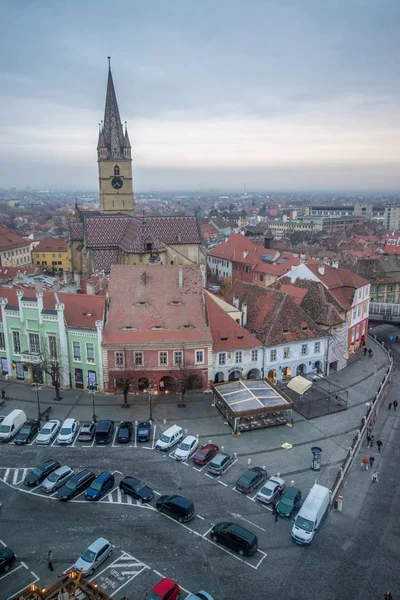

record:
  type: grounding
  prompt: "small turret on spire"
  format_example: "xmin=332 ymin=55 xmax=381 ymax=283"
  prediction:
xmin=123 ymin=121 xmax=131 ymax=149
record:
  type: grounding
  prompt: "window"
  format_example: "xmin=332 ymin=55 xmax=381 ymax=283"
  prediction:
xmin=29 ymin=333 xmax=40 ymax=354
xmin=254 ymin=274 xmax=258 ymax=281
xmin=357 ymin=307 xmax=361 ymax=317
xmin=352 ymin=309 xmax=357 ymax=322
xmin=114 ymin=165 xmax=120 ymax=176
xmin=235 ymin=351 xmax=242 ymax=363
xmin=270 ymin=349 xmax=277 ymax=362
xmin=283 ymin=347 xmax=290 ymax=359
xmin=260 ymin=275 xmax=264 ymax=282
xmin=86 ymin=343 xmax=95 ymax=363
xmin=48 ymin=335 xmax=57 ymax=359
xmin=174 ymin=351 xmax=183 ymax=365
xmin=159 ymin=351 xmax=168 ymax=366
xmin=58 ymin=254 xmax=62 ymax=258
xmin=314 ymin=341 xmax=321 ymax=354
xmin=251 ymin=349 xmax=258 ymax=361
xmin=13 ymin=331 xmax=21 ymax=353
xmin=73 ymin=341 xmax=81 ymax=361
xmin=134 ymin=352 xmax=143 ymax=366
xmin=195 ymin=350 xmax=204 ymax=364
xmin=218 ymin=353 xmax=226 ymax=366
xmin=351 ymin=328 xmax=355 ymax=342
xmin=0 ymin=332 xmax=5 ymax=349
xmin=301 ymin=344 xmax=308 ymax=356
xmin=115 ymin=351 xmax=124 ymax=366
xmin=52 ymin=253 xmax=56 ymax=258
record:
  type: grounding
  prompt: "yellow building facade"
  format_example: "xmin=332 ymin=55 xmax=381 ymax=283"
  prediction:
xmin=32 ymin=239 xmax=69 ymax=272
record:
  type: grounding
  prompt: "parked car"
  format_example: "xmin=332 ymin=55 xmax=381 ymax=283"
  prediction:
xmin=0 ymin=547 xmax=15 ymax=573
xmin=14 ymin=421 xmax=39 ymax=445
xmin=57 ymin=418 xmax=79 ymax=445
xmin=235 ymin=467 xmax=268 ymax=494
xmin=156 ymin=495 xmax=194 ymax=523
xmin=73 ymin=538 xmax=112 ymax=576
xmin=36 ymin=420 xmax=60 ymax=445
xmin=85 ymin=471 xmax=115 ymax=501
xmin=186 ymin=592 xmax=214 ymax=600
xmin=117 ymin=421 xmax=133 ymax=444
xmin=24 ymin=459 xmax=60 ymax=487
xmin=119 ymin=476 xmax=154 ymax=503
xmin=78 ymin=422 xmax=96 ymax=442
xmin=95 ymin=420 xmax=114 ymax=444
xmin=137 ymin=421 xmax=151 ymax=443
xmin=57 ymin=470 xmax=95 ymax=501
xmin=174 ymin=435 xmax=199 ymax=461
xmin=146 ymin=578 xmax=180 ymax=600
xmin=208 ymin=452 xmax=234 ymax=476
xmin=41 ymin=465 xmax=74 ymax=494
xmin=192 ymin=443 xmax=219 ymax=466
xmin=256 ymin=476 xmax=285 ymax=505
xmin=276 ymin=487 xmax=302 ymax=518
xmin=210 ymin=522 xmax=258 ymax=556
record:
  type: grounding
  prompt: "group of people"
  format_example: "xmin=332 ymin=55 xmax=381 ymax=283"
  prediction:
xmin=363 ymin=347 xmax=374 ymax=357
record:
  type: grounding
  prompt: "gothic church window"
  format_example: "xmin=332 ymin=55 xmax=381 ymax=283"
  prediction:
xmin=114 ymin=165 xmax=120 ymax=176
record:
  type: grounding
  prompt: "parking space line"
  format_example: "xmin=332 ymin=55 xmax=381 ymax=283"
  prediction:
xmin=202 ymin=525 xmax=214 ymax=538
xmin=28 ymin=437 xmax=36 ymax=446
xmin=152 ymin=425 xmax=156 ymax=449
xmin=71 ymin=431 xmax=79 ymax=447
xmin=0 ymin=540 xmax=6 ymax=547
xmin=113 ymin=566 xmax=148 ymax=595
xmin=232 ymin=487 xmax=241 ymax=493
xmin=12 ymin=470 xmax=19 ymax=485
xmin=126 ymin=494 xmax=132 ymax=505
xmin=0 ymin=564 xmax=23 ymax=581
xmin=117 ymin=487 xmax=122 ymax=503
xmin=254 ymin=550 xmax=268 ymax=569
xmin=218 ymin=480 xmax=228 ymax=487
xmin=3 ymin=468 xmax=10 ymax=482
xmin=63 ymin=563 xmax=75 ymax=574
xmin=169 ymin=450 xmax=176 ymax=459
xmin=6 ymin=577 xmax=40 ymax=600
xmin=204 ymin=473 xmax=215 ymax=480
xmin=192 ymin=464 xmax=207 ymax=472
xmin=81 ymin=438 xmax=95 ymax=448
xmin=134 ymin=425 xmax=137 ymax=448
xmin=153 ymin=490 xmax=161 ymax=496
xmin=222 ymin=458 xmax=238 ymax=475
xmin=249 ymin=492 xmax=258 ymax=502
xmin=111 ymin=427 xmax=119 ymax=447
xmin=51 ymin=436 xmax=58 ymax=447
xmin=196 ymin=515 xmax=205 ymax=520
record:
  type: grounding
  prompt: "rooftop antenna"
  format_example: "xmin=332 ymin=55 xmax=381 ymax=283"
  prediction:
xmin=107 ymin=56 xmax=111 ymax=69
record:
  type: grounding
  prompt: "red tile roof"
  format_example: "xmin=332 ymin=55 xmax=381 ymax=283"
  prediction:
xmin=33 ymin=239 xmax=68 ymax=253
xmin=200 ymin=222 xmax=220 ymax=240
xmin=383 ymin=244 xmax=400 ymax=255
xmin=207 ymin=234 xmax=260 ymax=264
xmin=305 ymin=261 xmax=369 ymax=310
xmin=0 ymin=266 xmax=36 ymax=282
xmin=0 ymin=224 xmax=30 ymax=252
xmin=103 ymin=265 xmax=212 ymax=345
xmin=279 ymin=284 xmax=307 ymax=305
xmin=205 ymin=294 xmax=262 ymax=351
xmin=225 ymin=281 xmax=323 ymax=346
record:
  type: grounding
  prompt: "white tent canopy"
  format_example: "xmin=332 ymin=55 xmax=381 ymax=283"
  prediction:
xmin=287 ymin=375 xmax=312 ymax=395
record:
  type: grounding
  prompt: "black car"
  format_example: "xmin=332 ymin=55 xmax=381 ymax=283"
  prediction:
xmin=85 ymin=471 xmax=115 ymax=501
xmin=14 ymin=421 xmax=40 ymax=445
xmin=95 ymin=420 xmax=114 ymax=444
xmin=137 ymin=421 xmax=151 ymax=443
xmin=156 ymin=495 xmax=194 ymax=522
xmin=235 ymin=467 xmax=268 ymax=494
xmin=119 ymin=476 xmax=154 ymax=503
xmin=117 ymin=421 xmax=133 ymax=444
xmin=57 ymin=470 xmax=95 ymax=501
xmin=24 ymin=459 xmax=61 ymax=487
xmin=0 ymin=547 xmax=16 ymax=573
xmin=210 ymin=522 xmax=258 ymax=556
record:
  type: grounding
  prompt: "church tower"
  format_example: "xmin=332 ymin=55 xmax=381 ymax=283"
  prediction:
xmin=97 ymin=58 xmax=134 ymax=216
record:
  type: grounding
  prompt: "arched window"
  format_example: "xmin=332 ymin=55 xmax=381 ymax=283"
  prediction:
xmin=114 ymin=165 xmax=120 ymax=176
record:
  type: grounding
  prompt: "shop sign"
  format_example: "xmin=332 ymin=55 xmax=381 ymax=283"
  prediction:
xmin=228 ymin=366 xmax=244 ymax=373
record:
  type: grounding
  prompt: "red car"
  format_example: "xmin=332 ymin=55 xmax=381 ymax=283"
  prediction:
xmin=192 ymin=443 xmax=219 ymax=466
xmin=146 ymin=578 xmax=180 ymax=600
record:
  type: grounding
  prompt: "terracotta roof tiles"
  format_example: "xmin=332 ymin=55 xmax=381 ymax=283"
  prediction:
xmin=205 ymin=294 xmax=262 ymax=351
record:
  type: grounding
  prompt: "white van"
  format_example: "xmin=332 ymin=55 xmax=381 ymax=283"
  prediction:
xmin=0 ymin=409 xmax=27 ymax=442
xmin=155 ymin=425 xmax=183 ymax=451
xmin=291 ymin=483 xmax=330 ymax=545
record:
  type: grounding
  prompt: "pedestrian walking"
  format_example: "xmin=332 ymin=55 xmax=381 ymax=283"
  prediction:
xmin=371 ymin=471 xmax=379 ymax=483
xmin=368 ymin=348 xmax=373 ymax=357
xmin=364 ymin=347 xmax=367 ymax=356
xmin=369 ymin=434 xmax=375 ymax=448
xmin=272 ymin=501 xmax=279 ymax=522
xmin=1 ymin=389 xmax=5 ymax=400
xmin=369 ymin=456 xmax=375 ymax=470
xmin=388 ymin=401 xmax=392 ymax=410
xmin=377 ymin=439 xmax=383 ymax=453
xmin=366 ymin=433 xmax=371 ymax=447
xmin=396 ymin=335 xmax=399 ymax=343
xmin=47 ymin=549 xmax=54 ymax=571
xmin=384 ymin=591 xmax=393 ymax=600
xmin=393 ymin=400 xmax=398 ymax=411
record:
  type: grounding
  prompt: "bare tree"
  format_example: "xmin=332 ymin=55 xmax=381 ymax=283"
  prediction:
xmin=115 ymin=350 xmax=150 ymax=408
xmin=38 ymin=335 xmax=63 ymax=401
xmin=175 ymin=359 xmax=203 ymax=406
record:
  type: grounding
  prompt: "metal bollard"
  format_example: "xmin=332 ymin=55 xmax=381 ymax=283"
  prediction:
xmin=196 ymin=434 xmax=199 ymax=439
xmin=262 ymin=466 xmax=266 ymax=471
xmin=221 ymin=446 xmax=224 ymax=452
xmin=337 ymin=495 xmax=343 ymax=512
xmin=135 ymin=420 xmax=138 ymax=426
xmin=234 ymin=452 xmax=237 ymax=460
xmin=208 ymin=440 xmax=212 ymax=444
xmin=163 ymin=419 xmax=166 ymax=425
xmin=276 ymin=472 xmax=281 ymax=477
xmin=185 ymin=429 xmax=188 ymax=435
xmin=247 ymin=458 xmax=252 ymax=465
xmin=290 ymin=480 xmax=294 ymax=487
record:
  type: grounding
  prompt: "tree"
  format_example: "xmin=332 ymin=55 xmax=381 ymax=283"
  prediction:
xmin=38 ymin=335 xmax=64 ymax=401
xmin=115 ymin=350 xmax=150 ymax=408
xmin=175 ymin=357 xmax=204 ymax=406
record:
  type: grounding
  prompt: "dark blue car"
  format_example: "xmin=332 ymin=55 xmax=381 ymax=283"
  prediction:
xmin=85 ymin=471 xmax=115 ymax=501
xmin=137 ymin=421 xmax=151 ymax=443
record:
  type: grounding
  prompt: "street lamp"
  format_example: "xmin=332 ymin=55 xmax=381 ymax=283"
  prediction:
xmin=147 ymin=385 xmax=156 ymax=422
xmin=35 ymin=381 xmax=42 ymax=425
xmin=88 ymin=384 xmax=97 ymax=423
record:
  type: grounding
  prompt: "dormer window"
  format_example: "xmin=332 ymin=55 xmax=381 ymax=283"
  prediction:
xmin=146 ymin=242 xmax=152 ymax=253
xmin=114 ymin=165 xmax=120 ymax=176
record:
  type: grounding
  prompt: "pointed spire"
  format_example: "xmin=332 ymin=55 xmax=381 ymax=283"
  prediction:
xmin=124 ymin=121 xmax=131 ymax=149
xmin=102 ymin=58 xmax=125 ymax=159
xmin=97 ymin=122 xmax=106 ymax=150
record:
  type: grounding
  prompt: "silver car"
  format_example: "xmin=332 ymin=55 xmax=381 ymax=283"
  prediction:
xmin=208 ymin=452 xmax=234 ymax=476
xmin=41 ymin=466 xmax=74 ymax=494
xmin=256 ymin=476 xmax=285 ymax=504
xmin=35 ymin=420 xmax=61 ymax=445
xmin=73 ymin=538 xmax=112 ymax=576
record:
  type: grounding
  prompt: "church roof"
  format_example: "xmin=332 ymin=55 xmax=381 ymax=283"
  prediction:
xmin=143 ymin=216 xmax=202 ymax=245
xmin=85 ymin=214 xmax=132 ymax=247
xmin=103 ymin=65 xmax=125 ymax=159
xmin=92 ymin=249 xmax=120 ymax=271
xmin=119 ymin=219 xmax=165 ymax=254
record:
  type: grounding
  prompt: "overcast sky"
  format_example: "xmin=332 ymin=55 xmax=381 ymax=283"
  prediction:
xmin=1 ymin=0 xmax=399 ymax=192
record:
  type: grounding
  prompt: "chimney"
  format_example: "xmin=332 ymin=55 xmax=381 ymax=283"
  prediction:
xmin=332 ymin=260 xmax=339 ymax=269
xmin=99 ymin=274 xmax=104 ymax=290
xmin=233 ymin=295 xmax=239 ymax=309
xmin=86 ymin=280 xmax=95 ymax=295
xmin=318 ymin=264 xmax=325 ymax=276
xmin=34 ymin=278 xmax=43 ymax=293
xmin=242 ymin=302 xmax=248 ymax=327
xmin=243 ymin=250 xmax=248 ymax=259
xmin=178 ymin=265 xmax=183 ymax=289
xmin=199 ymin=264 xmax=206 ymax=288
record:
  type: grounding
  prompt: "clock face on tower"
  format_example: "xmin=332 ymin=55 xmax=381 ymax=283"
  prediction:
xmin=111 ymin=176 xmax=124 ymax=190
